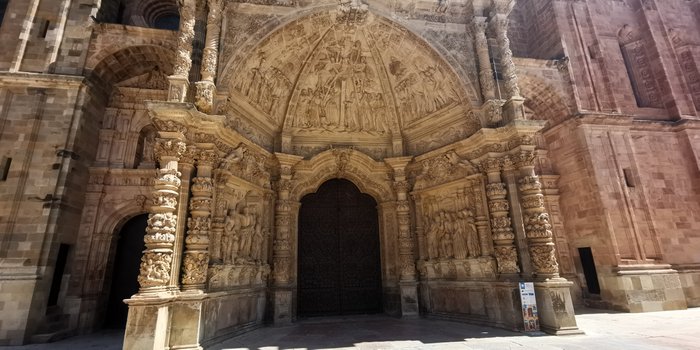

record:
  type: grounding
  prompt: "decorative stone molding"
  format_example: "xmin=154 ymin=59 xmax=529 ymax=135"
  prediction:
xmin=137 ymin=138 xmax=186 ymax=292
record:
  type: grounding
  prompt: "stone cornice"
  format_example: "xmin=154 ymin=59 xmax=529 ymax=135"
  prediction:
xmin=0 ymin=72 xmax=85 ymax=89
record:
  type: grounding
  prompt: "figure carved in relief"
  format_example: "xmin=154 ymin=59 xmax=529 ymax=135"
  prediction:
xmin=451 ymin=211 xmax=468 ymax=259
xmin=237 ymin=206 xmax=258 ymax=260
xmin=456 ymin=209 xmax=480 ymax=258
xmin=438 ymin=211 xmax=453 ymax=258
xmin=222 ymin=210 xmax=241 ymax=264
xmin=289 ymin=31 xmax=390 ymax=134
xmin=425 ymin=214 xmax=441 ymax=259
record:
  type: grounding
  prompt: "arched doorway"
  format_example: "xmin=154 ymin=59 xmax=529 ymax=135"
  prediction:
xmin=104 ymin=214 xmax=148 ymax=328
xmin=297 ymin=179 xmax=382 ymax=317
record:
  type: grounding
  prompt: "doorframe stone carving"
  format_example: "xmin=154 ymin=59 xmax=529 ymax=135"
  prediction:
xmin=271 ymin=148 xmax=408 ymax=323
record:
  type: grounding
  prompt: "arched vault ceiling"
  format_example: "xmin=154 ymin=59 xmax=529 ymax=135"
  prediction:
xmin=222 ymin=10 xmax=479 ymax=138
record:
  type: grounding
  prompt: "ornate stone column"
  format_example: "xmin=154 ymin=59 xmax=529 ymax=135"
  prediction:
xmin=516 ymin=151 xmax=560 ymax=280
xmin=514 ymin=153 xmax=581 ymax=335
xmin=169 ymin=0 xmax=197 ymax=102
xmin=386 ymin=156 xmax=418 ymax=317
xmin=137 ymin=138 xmax=186 ymax=294
xmin=492 ymin=14 xmax=520 ymax=99
xmin=490 ymin=9 xmax=525 ymax=121
xmin=271 ymin=153 xmax=303 ymax=324
xmin=181 ymin=148 xmax=218 ymax=291
xmin=195 ymin=0 xmax=224 ymax=112
xmin=473 ymin=16 xmax=496 ymax=101
xmin=170 ymin=145 xmax=197 ymax=289
xmin=482 ymin=157 xmax=520 ymax=278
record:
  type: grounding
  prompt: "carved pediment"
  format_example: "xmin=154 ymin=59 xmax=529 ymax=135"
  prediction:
xmin=414 ymin=151 xmax=477 ymax=190
xmin=218 ymin=143 xmax=272 ymax=188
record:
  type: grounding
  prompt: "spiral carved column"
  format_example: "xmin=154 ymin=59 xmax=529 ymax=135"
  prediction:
xmin=137 ymin=138 xmax=186 ymax=293
xmin=492 ymin=14 xmax=521 ymax=99
xmin=482 ymin=158 xmax=520 ymax=277
xmin=195 ymin=0 xmax=224 ymax=112
xmin=517 ymin=151 xmax=561 ymax=280
xmin=181 ymin=149 xmax=218 ymax=290
xmin=473 ymin=16 xmax=496 ymax=101
xmin=168 ymin=0 xmax=197 ymax=102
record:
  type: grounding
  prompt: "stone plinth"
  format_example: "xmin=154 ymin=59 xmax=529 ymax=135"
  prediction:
xmin=534 ymin=280 xmax=582 ymax=335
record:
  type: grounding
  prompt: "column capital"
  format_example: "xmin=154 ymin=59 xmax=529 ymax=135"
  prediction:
xmin=154 ymin=139 xmax=187 ymax=163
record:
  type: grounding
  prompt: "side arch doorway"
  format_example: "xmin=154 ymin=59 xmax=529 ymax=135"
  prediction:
xmin=104 ymin=214 xmax=148 ymax=328
xmin=297 ymin=179 xmax=383 ymax=317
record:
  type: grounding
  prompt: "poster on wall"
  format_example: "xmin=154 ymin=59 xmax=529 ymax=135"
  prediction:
xmin=519 ymin=282 xmax=540 ymax=332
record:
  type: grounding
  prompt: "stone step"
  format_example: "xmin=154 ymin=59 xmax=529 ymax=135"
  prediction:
xmin=30 ymin=329 xmax=73 ymax=344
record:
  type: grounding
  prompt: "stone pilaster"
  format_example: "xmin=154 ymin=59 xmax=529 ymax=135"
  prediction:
xmin=137 ymin=138 xmax=186 ymax=294
xmin=169 ymin=0 xmax=197 ymax=102
xmin=386 ymin=156 xmax=418 ymax=317
xmin=181 ymin=148 xmax=218 ymax=291
xmin=195 ymin=0 xmax=224 ymax=113
xmin=272 ymin=153 xmax=303 ymax=324
xmin=473 ymin=16 xmax=496 ymax=101
xmin=516 ymin=151 xmax=560 ymax=280
xmin=482 ymin=158 xmax=520 ymax=278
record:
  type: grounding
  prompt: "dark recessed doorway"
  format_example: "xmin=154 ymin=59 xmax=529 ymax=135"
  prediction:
xmin=297 ymin=179 xmax=382 ymax=317
xmin=104 ymin=214 xmax=148 ymax=328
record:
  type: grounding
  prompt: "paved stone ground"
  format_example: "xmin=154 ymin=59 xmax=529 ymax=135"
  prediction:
xmin=4 ymin=308 xmax=700 ymax=349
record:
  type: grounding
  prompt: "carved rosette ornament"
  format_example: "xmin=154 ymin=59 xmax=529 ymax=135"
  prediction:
xmin=480 ymin=157 xmax=520 ymax=275
xmin=138 ymin=139 xmax=186 ymax=291
xmin=181 ymin=149 xmax=218 ymax=290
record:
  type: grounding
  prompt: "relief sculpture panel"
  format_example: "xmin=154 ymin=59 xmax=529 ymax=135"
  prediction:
xmin=415 ymin=177 xmax=495 ymax=281
xmin=222 ymin=7 xmax=477 ymax=154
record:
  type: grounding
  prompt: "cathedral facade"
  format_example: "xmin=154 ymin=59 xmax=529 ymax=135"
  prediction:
xmin=0 ymin=0 xmax=698 ymax=347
